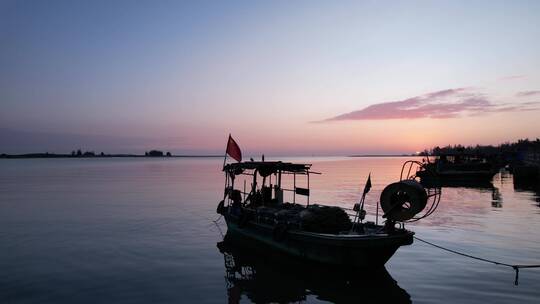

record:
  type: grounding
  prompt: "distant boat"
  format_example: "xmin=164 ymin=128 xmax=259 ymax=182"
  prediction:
xmin=217 ymin=160 xmax=440 ymax=269
xmin=416 ymin=153 xmax=499 ymax=187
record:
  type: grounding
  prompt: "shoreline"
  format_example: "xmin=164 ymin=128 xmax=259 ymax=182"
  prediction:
xmin=0 ymin=153 xmax=420 ymax=159
xmin=0 ymin=154 xmax=224 ymax=159
xmin=348 ymin=154 xmax=419 ymax=158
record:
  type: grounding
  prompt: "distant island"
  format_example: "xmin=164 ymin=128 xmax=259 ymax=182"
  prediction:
xmin=0 ymin=149 xmax=223 ymax=159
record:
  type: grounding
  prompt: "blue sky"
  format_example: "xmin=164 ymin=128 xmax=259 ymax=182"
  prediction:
xmin=1 ymin=1 xmax=539 ymax=154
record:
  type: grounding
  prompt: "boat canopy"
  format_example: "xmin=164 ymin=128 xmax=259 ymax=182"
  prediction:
xmin=223 ymin=161 xmax=312 ymax=175
xmin=223 ymin=161 xmax=315 ymax=205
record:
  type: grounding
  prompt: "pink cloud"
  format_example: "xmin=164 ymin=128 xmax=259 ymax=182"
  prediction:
xmin=499 ymin=75 xmax=526 ymax=80
xmin=322 ymin=88 xmax=540 ymax=122
xmin=516 ymin=90 xmax=540 ymax=97
xmin=522 ymin=101 xmax=540 ymax=106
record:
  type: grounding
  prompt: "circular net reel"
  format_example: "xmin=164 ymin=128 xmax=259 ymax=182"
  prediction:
xmin=379 ymin=161 xmax=442 ymax=222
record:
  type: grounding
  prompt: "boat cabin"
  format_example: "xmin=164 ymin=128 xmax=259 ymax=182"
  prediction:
xmin=425 ymin=152 xmax=495 ymax=172
xmin=222 ymin=161 xmax=317 ymax=208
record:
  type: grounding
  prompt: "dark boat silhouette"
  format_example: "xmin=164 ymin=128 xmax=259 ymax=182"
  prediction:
xmin=218 ymin=235 xmax=411 ymax=303
xmin=417 ymin=153 xmax=498 ymax=187
xmin=217 ymin=160 xmax=440 ymax=269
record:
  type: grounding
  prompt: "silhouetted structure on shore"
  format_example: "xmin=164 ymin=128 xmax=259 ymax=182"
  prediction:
xmin=422 ymin=138 xmax=540 ymax=184
xmin=425 ymin=138 xmax=540 ymax=162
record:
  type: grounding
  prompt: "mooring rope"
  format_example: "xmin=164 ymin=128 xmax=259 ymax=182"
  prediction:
xmin=414 ymin=236 xmax=540 ymax=285
xmin=212 ymin=215 xmax=223 ymax=223
xmin=211 ymin=215 xmax=225 ymax=238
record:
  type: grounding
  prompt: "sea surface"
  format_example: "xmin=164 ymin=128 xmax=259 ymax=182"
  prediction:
xmin=1 ymin=157 xmax=540 ymax=303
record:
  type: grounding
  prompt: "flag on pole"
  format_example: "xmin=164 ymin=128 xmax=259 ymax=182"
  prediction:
xmin=226 ymin=135 xmax=242 ymax=162
xmin=363 ymin=173 xmax=371 ymax=195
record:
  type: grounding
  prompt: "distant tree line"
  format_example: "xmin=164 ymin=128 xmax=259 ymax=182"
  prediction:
xmin=422 ymin=138 xmax=540 ymax=159
xmin=67 ymin=149 xmax=172 ymax=157
xmin=71 ymin=149 xmax=104 ymax=157
xmin=144 ymin=150 xmax=172 ymax=157
xmin=0 ymin=149 xmax=176 ymax=159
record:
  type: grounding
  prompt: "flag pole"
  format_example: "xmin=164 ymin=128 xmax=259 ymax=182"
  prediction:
xmin=359 ymin=191 xmax=366 ymax=214
xmin=351 ymin=190 xmax=365 ymax=232
xmin=351 ymin=173 xmax=371 ymax=232
xmin=376 ymin=200 xmax=379 ymax=226
xmin=223 ymin=134 xmax=230 ymax=169
xmin=222 ymin=134 xmax=230 ymax=201
xmin=359 ymin=172 xmax=371 ymax=214
xmin=358 ymin=193 xmax=366 ymax=222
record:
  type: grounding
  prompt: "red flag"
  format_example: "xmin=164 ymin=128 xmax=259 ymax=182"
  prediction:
xmin=226 ymin=135 xmax=242 ymax=162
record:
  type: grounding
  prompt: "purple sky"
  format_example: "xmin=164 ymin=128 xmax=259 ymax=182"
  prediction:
xmin=1 ymin=1 xmax=540 ymax=155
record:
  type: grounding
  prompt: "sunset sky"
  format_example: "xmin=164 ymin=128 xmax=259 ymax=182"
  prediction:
xmin=1 ymin=1 xmax=539 ymax=155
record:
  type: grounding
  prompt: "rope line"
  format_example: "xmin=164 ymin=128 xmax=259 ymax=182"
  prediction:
xmin=212 ymin=215 xmax=223 ymax=223
xmin=211 ymin=215 xmax=225 ymax=238
xmin=414 ymin=236 xmax=540 ymax=285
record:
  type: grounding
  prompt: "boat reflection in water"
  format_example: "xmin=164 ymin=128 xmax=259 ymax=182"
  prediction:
xmin=434 ymin=181 xmax=504 ymax=208
xmin=513 ymin=175 xmax=540 ymax=207
xmin=217 ymin=234 xmax=411 ymax=304
xmin=435 ymin=179 xmax=496 ymax=190
xmin=491 ymin=187 xmax=503 ymax=208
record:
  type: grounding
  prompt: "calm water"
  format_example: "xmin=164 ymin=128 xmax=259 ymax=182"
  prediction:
xmin=1 ymin=157 xmax=540 ymax=303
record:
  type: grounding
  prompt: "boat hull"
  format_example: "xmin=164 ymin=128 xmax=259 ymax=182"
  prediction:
xmin=224 ymin=214 xmax=413 ymax=269
xmin=418 ymin=169 xmax=497 ymax=188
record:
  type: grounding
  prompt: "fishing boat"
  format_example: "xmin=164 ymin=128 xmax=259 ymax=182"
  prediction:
xmin=216 ymin=139 xmax=441 ymax=269
xmin=416 ymin=153 xmax=499 ymax=187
